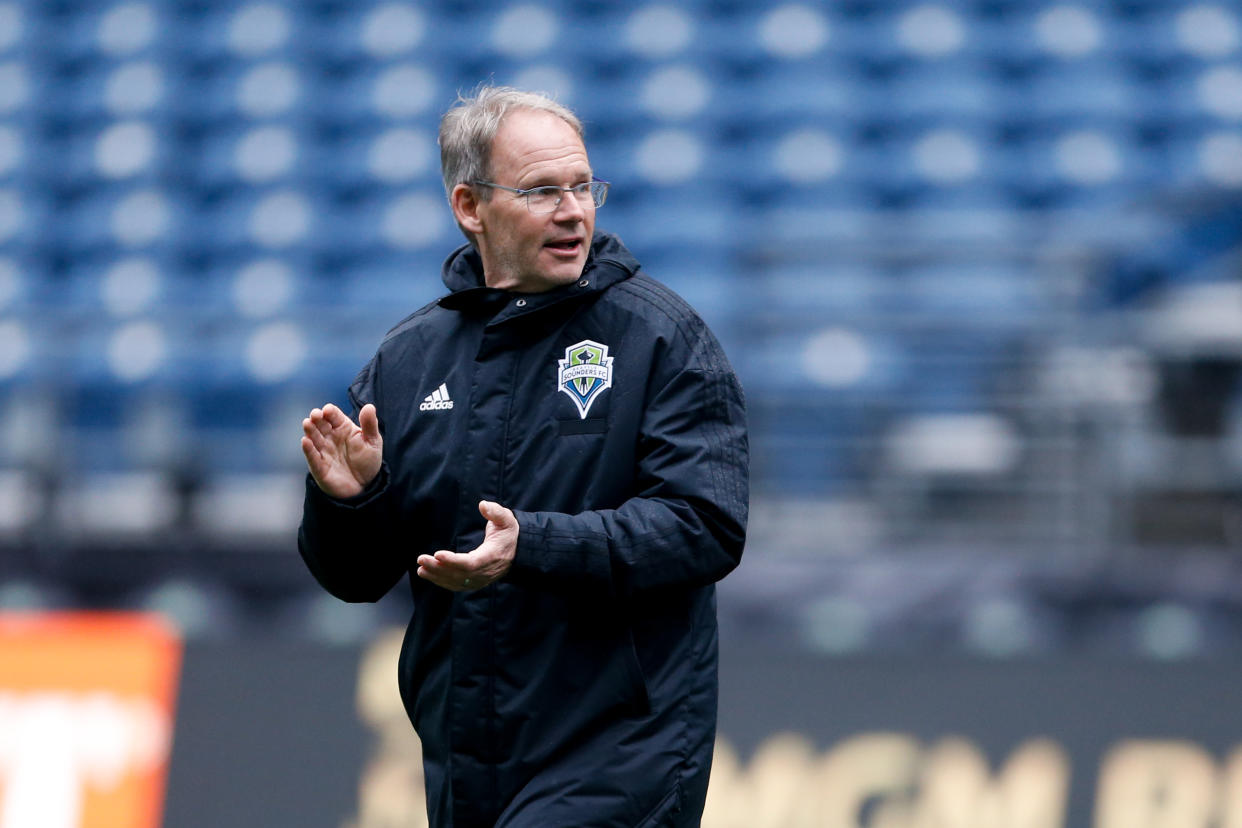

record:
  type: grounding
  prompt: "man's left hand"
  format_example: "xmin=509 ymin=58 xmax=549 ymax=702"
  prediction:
xmin=416 ymin=501 xmax=518 ymax=592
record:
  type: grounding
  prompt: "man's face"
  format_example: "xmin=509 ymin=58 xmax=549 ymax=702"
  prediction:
xmin=470 ymin=110 xmax=595 ymax=293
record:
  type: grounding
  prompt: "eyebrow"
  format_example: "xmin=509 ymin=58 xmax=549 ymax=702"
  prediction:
xmin=522 ymin=168 xmax=593 ymax=187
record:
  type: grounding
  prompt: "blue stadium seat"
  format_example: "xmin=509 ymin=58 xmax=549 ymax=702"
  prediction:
xmin=74 ymin=313 xmax=208 ymax=387
xmin=603 ymin=183 xmax=739 ymax=251
xmin=164 ymin=57 xmax=309 ymax=128
xmin=53 ymin=58 xmax=170 ymax=125
xmin=567 ymin=5 xmax=705 ymax=68
xmin=164 ymin=2 xmax=300 ymax=64
xmin=48 ymin=186 xmax=182 ymax=256
xmin=39 ymin=121 xmax=166 ymax=189
xmin=861 ymin=127 xmax=1004 ymax=204
xmin=899 ymin=261 xmax=1048 ymax=323
xmin=1018 ymin=60 xmax=1147 ymax=130
xmin=882 ymin=60 xmax=1010 ymax=130
xmin=727 ymin=58 xmax=868 ymax=126
xmin=1163 ymin=127 xmax=1242 ymax=189
xmin=0 ymin=253 xmax=31 ymax=312
xmin=188 ymin=187 xmax=323 ymax=257
xmin=0 ymin=188 xmax=51 ymax=251
xmin=297 ymin=2 xmax=471 ymax=66
xmin=716 ymin=120 xmax=859 ymax=201
xmin=976 ymin=6 xmax=1124 ymax=72
xmin=335 ymin=251 xmax=448 ymax=317
xmin=1119 ymin=5 xmax=1242 ymax=73
xmin=302 ymin=59 xmax=446 ymax=129
xmin=905 ymin=184 xmax=1030 ymax=242
xmin=757 ymin=261 xmax=884 ymax=319
xmin=1149 ymin=62 xmax=1242 ymax=134
xmin=1007 ymin=126 xmax=1160 ymax=209
xmin=36 ymin=3 xmax=166 ymax=63
xmin=0 ymin=312 xmax=46 ymax=387
xmin=58 ymin=254 xmax=163 ymax=317
xmin=303 ymin=120 xmax=441 ymax=192
xmin=747 ymin=398 xmax=881 ymax=493
xmin=192 ymin=120 xmax=312 ymax=191
xmin=203 ymin=251 xmax=326 ymax=316
xmin=741 ymin=181 xmax=885 ymax=245
xmin=575 ymin=67 xmax=716 ymax=137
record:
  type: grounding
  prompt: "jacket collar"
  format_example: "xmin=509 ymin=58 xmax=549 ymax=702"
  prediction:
xmin=437 ymin=231 xmax=639 ymax=320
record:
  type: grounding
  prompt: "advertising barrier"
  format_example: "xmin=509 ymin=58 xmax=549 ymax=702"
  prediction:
xmin=0 ymin=613 xmax=181 ymax=828
xmin=7 ymin=619 xmax=1242 ymax=827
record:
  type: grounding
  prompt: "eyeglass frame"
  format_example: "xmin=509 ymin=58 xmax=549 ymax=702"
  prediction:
xmin=471 ymin=179 xmax=610 ymax=213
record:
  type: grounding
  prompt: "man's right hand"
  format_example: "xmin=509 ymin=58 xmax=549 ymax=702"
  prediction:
xmin=301 ymin=403 xmax=383 ymax=499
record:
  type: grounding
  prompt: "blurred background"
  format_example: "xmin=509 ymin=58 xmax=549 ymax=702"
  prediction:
xmin=0 ymin=0 xmax=1241 ymax=823
xmin=1 ymin=0 xmax=1240 ymax=657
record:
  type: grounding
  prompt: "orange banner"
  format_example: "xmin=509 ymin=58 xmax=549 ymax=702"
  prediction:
xmin=0 ymin=612 xmax=182 ymax=828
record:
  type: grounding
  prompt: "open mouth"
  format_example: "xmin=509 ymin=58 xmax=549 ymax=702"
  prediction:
xmin=545 ymin=238 xmax=583 ymax=254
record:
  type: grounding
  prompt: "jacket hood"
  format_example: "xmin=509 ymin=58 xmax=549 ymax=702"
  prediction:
xmin=439 ymin=230 xmax=640 ymax=297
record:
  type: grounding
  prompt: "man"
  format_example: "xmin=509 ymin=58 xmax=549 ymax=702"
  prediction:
xmin=298 ymin=85 xmax=748 ymax=828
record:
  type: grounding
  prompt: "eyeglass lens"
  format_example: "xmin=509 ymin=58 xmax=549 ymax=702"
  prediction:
xmin=527 ymin=183 xmax=607 ymax=213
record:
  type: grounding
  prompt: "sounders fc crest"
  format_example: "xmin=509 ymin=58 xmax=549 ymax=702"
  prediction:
xmin=557 ymin=340 xmax=614 ymax=419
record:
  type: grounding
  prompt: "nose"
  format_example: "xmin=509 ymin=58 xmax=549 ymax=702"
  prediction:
xmin=553 ymin=189 xmax=588 ymax=221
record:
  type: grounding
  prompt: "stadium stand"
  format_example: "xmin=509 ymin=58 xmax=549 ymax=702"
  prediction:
xmin=0 ymin=0 xmax=1239 ymax=653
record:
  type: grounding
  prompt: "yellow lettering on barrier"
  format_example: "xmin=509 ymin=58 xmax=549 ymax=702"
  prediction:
xmin=1220 ymin=746 xmax=1242 ymax=828
xmin=347 ymin=629 xmax=428 ymax=828
xmin=703 ymin=732 xmax=833 ymax=828
xmin=817 ymin=733 xmax=922 ymax=828
xmin=913 ymin=737 xmax=1069 ymax=828
xmin=701 ymin=733 xmax=1068 ymax=828
xmin=1094 ymin=740 xmax=1218 ymax=828
xmin=351 ymin=633 xmax=1242 ymax=828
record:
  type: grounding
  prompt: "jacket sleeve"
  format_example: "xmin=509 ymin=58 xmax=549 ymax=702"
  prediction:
xmin=506 ymin=328 xmax=749 ymax=597
xmin=297 ymin=360 xmax=408 ymax=603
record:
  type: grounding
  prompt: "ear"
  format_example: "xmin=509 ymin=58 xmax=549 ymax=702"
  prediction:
xmin=451 ymin=183 xmax=485 ymax=237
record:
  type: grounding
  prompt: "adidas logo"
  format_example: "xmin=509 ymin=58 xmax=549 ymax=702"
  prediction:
xmin=419 ymin=383 xmax=454 ymax=411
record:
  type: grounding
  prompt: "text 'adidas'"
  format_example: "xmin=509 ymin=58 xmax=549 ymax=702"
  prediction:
xmin=420 ymin=383 xmax=454 ymax=411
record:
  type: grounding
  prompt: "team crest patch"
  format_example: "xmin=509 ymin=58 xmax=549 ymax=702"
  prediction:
xmin=557 ymin=340 xmax=614 ymax=419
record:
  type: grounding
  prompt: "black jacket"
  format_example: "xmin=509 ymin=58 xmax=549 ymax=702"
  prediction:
xmin=298 ymin=232 xmax=749 ymax=827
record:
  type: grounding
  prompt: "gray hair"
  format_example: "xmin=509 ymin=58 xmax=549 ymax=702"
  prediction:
xmin=439 ymin=84 xmax=584 ymax=201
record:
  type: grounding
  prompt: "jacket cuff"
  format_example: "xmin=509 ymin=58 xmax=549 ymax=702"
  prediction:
xmin=305 ymin=462 xmax=390 ymax=510
xmin=505 ymin=509 xmax=538 ymax=585
xmin=504 ymin=509 xmax=615 ymax=592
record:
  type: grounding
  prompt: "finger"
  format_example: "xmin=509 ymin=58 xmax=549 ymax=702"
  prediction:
xmin=416 ymin=565 xmax=449 ymax=585
xmin=322 ymin=403 xmax=352 ymax=429
xmin=416 ymin=564 xmax=469 ymax=591
xmin=303 ymin=419 xmax=325 ymax=449
xmin=302 ymin=436 xmax=333 ymax=484
xmin=305 ymin=416 xmax=335 ymax=449
xmin=309 ymin=407 xmax=337 ymax=439
xmin=433 ymin=549 xmax=472 ymax=568
xmin=418 ymin=552 xmax=465 ymax=573
xmin=359 ymin=404 xmax=380 ymax=444
xmin=479 ymin=500 xmax=515 ymax=528
xmin=300 ymin=435 xmax=318 ymax=463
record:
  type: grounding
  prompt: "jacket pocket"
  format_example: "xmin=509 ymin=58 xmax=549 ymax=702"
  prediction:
xmin=635 ymin=784 xmax=681 ymax=828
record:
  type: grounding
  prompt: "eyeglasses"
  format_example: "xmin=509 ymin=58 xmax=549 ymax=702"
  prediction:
xmin=472 ymin=179 xmax=609 ymax=214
